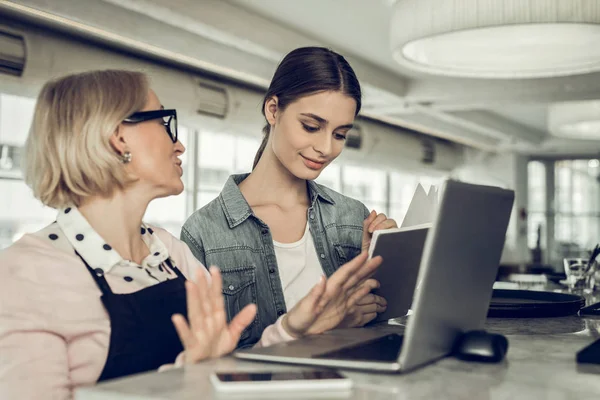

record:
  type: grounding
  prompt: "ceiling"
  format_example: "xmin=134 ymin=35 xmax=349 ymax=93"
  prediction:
xmin=6 ymin=0 xmax=600 ymax=156
xmin=225 ymin=0 xmax=600 ymax=156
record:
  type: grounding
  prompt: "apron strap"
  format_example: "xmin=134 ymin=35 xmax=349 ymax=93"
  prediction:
xmin=164 ymin=258 xmax=186 ymax=280
xmin=76 ymin=251 xmax=114 ymax=295
xmin=77 ymin=252 xmax=185 ymax=295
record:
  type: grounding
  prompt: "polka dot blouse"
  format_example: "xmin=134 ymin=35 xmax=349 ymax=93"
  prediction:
xmin=48 ymin=205 xmax=178 ymax=286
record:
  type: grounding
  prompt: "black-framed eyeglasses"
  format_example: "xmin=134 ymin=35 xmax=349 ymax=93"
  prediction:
xmin=123 ymin=109 xmax=178 ymax=143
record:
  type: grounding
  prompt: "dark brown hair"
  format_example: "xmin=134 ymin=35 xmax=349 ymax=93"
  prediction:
xmin=253 ymin=47 xmax=362 ymax=169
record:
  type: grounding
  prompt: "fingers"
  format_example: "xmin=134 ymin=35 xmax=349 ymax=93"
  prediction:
xmin=308 ymin=276 xmax=328 ymax=313
xmin=186 ymin=273 xmax=205 ymax=333
xmin=195 ymin=269 xmax=214 ymax=334
xmin=357 ymin=302 xmax=385 ymax=315
xmin=328 ymin=251 xmax=368 ymax=289
xmin=171 ymin=313 xmax=195 ymax=350
xmin=373 ymin=294 xmax=388 ymax=309
xmin=367 ymin=212 xmax=388 ymax=233
xmin=208 ymin=266 xmax=227 ymax=331
xmin=368 ymin=211 xmax=398 ymax=234
xmin=362 ymin=312 xmax=378 ymax=325
xmin=284 ymin=277 xmax=327 ymax=338
xmin=341 ymin=255 xmax=382 ymax=291
xmin=362 ymin=210 xmax=378 ymax=232
xmin=371 ymin=218 xmax=398 ymax=233
xmin=346 ymin=282 xmax=374 ymax=307
xmin=361 ymin=211 xmax=378 ymax=251
xmin=228 ymin=303 xmax=258 ymax=343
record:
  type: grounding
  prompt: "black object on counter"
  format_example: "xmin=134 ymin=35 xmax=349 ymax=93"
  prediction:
xmin=452 ymin=330 xmax=508 ymax=363
xmin=577 ymin=337 xmax=600 ymax=365
xmin=579 ymin=301 xmax=600 ymax=317
xmin=488 ymin=289 xmax=585 ymax=318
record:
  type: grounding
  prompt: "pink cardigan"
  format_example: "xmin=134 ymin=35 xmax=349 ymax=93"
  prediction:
xmin=0 ymin=226 xmax=291 ymax=399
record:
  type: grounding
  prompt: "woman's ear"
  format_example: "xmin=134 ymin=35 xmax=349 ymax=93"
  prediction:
xmin=264 ymin=96 xmax=279 ymax=126
xmin=109 ymin=125 xmax=128 ymax=156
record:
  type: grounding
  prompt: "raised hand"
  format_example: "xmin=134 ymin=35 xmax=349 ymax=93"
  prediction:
xmin=282 ymin=251 xmax=383 ymax=337
xmin=171 ymin=267 xmax=257 ymax=364
xmin=338 ymin=279 xmax=387 ymax=327
xmin=361 ymin=210 xmax=398 ymax=252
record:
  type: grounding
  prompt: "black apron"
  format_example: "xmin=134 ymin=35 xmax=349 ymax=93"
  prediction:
xmin=78 ymin=253 xmax=188 ymax=382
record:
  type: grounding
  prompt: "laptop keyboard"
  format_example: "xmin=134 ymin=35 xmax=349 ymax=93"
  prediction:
xmin=313 ymin=333 xmax=404 ymax=362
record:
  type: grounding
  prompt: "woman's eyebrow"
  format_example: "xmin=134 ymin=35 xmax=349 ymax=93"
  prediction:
xmin=299 ymin=113 xmax=354 ymax=129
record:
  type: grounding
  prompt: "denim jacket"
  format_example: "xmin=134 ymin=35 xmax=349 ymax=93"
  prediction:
xmin=180 ymin=173 xmax=369 ymax=348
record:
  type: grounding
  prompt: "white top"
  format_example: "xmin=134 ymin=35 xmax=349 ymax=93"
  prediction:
xmin=273 ymin=222 xmax=324 ymax=310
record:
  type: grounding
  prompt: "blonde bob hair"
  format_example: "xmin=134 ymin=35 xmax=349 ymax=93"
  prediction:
xmin=24 ymin=70 xmax=149 ymax=208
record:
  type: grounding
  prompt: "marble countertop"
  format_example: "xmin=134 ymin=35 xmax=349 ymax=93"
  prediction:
xmin=76 ymin=315 xmax=600 ymax=400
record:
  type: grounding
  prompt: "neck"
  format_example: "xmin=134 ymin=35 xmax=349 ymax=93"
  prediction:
xmin=78 ymin=188 xmax=151 ymax=264
xmin=241 ymin=148 xmax=309 ymax=208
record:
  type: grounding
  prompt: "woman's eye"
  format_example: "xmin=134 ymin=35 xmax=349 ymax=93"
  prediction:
xmin=302 ymin=123 xmax=319 ymax=133
xmin=334 ymin=133 xmax=347 ymax=141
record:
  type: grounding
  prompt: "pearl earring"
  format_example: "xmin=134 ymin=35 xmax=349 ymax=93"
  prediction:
xmin=121 ymin=151 xmax=132 ymax=164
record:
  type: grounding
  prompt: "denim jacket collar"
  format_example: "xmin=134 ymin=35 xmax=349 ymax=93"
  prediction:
xmin=219 ymin=173 xmax=336 ymax=229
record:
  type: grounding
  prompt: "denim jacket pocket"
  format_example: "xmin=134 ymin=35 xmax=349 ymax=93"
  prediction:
xmin=332 ymin=224 xmax=363 ymax=265
xmin=220 ymin=266 xmax=258 ymax=341
xmin=333 ymin=244 xmax=349 ymax=264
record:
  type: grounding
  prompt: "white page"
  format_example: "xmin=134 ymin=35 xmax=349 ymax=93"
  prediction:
xmin=427 ymin=185 xmax=438 ymax=208
xmin=401 ymin=183 xmax=433 ymax=228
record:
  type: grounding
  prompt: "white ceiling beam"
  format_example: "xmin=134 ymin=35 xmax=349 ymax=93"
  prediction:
xmin=362 ymin=110 xmax=501 ymax=151
xmin=4 ymin=0 xmax=409 ymax=100
xmin=448 ymin=110 xmax=547 ymax=145
xmin=405 ymin=73 xmax=600 ymax=107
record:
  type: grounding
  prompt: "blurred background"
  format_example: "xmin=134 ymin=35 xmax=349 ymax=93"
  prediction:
xmin=0 ymin=0 xmax=599 ymax=274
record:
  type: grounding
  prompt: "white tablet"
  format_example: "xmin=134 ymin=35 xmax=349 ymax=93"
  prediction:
xmin=369 ymin=223 xmax=431 ymax=322
xmin=209 ymin=370 xmax=352 ymax=393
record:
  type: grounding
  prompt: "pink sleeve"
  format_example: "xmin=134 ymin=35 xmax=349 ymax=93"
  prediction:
xmin=0 ymin=253 xmax=73 ymax=399
xmin=254 ymin=316 xmax=296 ymax=348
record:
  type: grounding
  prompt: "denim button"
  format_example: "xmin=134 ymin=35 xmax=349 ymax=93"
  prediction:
xmin=269 ymin=268 xmax=275 ymax=274
xmin=277 ymin=310 xmax=284 ymax=316
xmin=309 ymin=213 xmax=315 ymax=220
xmin=228 ymin=285 xmax=234 ymax=291
xmin=320 ymin=253 xmax=325 ymax=259
xmin=261 ymin=229 xmax=269 ymax=235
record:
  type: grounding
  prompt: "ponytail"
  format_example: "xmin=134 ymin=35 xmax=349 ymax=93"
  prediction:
xmin=252 ymin=124 xmax=270 ymax=170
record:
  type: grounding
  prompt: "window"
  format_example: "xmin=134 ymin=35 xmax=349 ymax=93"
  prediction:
xmin=143 ymin=126 xmax=189 ymax=237
xmin=234 ymin=136 xmax=261 ymax=173
xmin=0 ymin=93 xmax=48 ymax=249
xmin=527 ymin=161 xmax=546 ymax=249
xmin=389 ymin=172 xmax=418 ymax=224
xmin=315 ymin=162 xmax=341 ymax=192
xmin=196 ymin=131 xmax=235 ymax=208
xmin=341 ymin=165 xmax=388 ymax=214
xmin=553 ymin=159 xmax=600 ymax=260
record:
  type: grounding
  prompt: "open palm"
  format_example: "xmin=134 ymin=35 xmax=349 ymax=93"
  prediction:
xmin=171 ymin=267 xmax=257 ymax=363
xmin=282 ymin=251 xmax=383 ymax=337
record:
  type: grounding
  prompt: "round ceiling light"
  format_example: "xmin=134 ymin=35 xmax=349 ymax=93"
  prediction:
xmin=548 ymin=101 xmax=600 ymax=140
xmin=391 ymin=0 xmax=600 ymax=78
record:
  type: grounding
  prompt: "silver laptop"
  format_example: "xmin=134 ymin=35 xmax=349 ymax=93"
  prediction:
xmin=235 ymin=180 xmax=515 ymax=373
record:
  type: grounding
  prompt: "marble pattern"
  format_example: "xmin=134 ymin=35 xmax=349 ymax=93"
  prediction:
xmin=76 ymin=316 xmax=600 ymax=400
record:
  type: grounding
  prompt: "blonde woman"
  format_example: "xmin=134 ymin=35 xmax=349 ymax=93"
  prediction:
xmin=0 ymin=70 xmax=378 ymax=399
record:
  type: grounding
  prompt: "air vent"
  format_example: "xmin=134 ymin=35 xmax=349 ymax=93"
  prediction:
xmin=0 ymin=30 xmax=25 ymax=77
xmin=196 ymin=81 xmax=228 ymax=119
xmin=345 ymin=125 xmax=363 ymax=149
